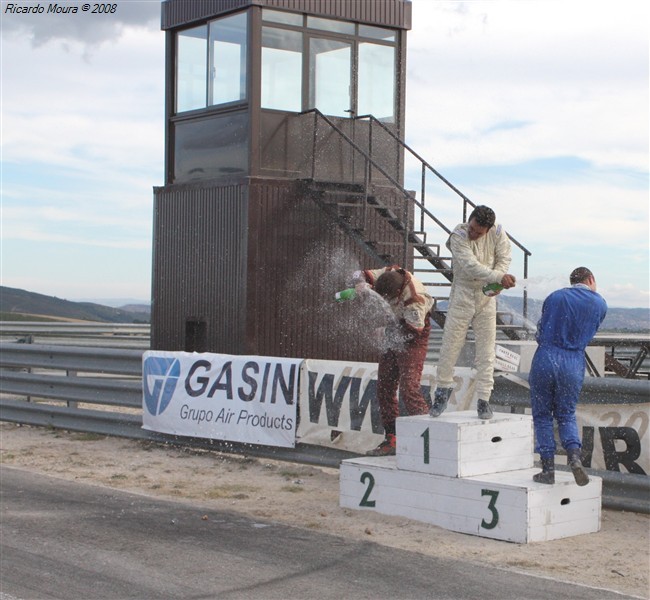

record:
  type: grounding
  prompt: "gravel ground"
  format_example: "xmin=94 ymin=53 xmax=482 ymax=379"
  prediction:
xmin=1 ymin=423 xmax=648 ymax=599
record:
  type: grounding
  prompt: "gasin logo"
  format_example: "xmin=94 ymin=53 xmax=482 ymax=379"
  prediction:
xmin=143 ymin=357 xmax=181 ymax=416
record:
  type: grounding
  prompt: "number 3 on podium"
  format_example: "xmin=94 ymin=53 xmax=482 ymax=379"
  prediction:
xmin=481 ymin=489 xmax=499 ymax=529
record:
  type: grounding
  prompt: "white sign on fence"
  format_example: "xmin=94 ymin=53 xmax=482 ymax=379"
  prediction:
xmin=494 ymin=344 xmax=521 ymax=372
xmin=577 ymin=403 xmax=649 ymax=474
xmin=297 ymin=359 xmax=477 ymax=453
xmin=139 ymin=352 xmax=649 ymax=472
xmin=142 ymin=351 xmax=301 ymax=448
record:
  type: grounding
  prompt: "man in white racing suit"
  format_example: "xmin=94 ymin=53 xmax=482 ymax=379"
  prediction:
xmin=430 ymin=205 xmax=516 ymax=420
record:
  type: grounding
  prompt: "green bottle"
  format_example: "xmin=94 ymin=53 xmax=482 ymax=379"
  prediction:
xmin=335 ymin=288 xmax=357 ymax=302
xmin=482 ymin=282 xmax=504 ymax=297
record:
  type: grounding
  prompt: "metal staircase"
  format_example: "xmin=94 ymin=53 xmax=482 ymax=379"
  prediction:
xmin=298 ymin=109 xmax=534 ymax=340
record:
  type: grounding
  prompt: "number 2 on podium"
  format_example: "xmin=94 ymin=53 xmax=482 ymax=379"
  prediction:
xmin=359 ymin=472 xmax=376 ymax=507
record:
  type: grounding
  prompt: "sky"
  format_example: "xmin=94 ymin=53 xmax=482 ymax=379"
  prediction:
xmin=1 ymin=0 xmax=648 ymax=308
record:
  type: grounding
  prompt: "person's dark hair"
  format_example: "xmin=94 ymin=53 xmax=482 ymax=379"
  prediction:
xmin=570 ymin=266 xmax=593 ymax=285
xmin=375 ymin=270 xmax=405 ymax=299
xmin=468 ymin=205 xmax=496 ymax=229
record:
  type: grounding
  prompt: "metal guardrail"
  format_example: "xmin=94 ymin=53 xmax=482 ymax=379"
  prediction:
xmin=0 ymin=322 xmax=150 ymax=334
xmin=1 ymin=372 xmax=141 ymax=408
xmin=492 ymin=372 xmax=650 ymax=406
xmin=1 ymin=342 xmax=648 ymax=513
xmin=0 ymin=342 xmax=144 ymax=375
xmin=0 ymin=342 xmax=360 ymax=469
xmin=0 ymin=322 xmax=150 ymax=349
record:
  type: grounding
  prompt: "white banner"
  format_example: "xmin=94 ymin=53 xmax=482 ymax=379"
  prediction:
xmin=141 ymin=352 xmax=649 ymax=473
xmin=297 ymin=359 xmax=477 ymax=453
xmin=495 ymin=344 xmax=520 ymax=372
xmin=142 ymin=351 xmax=301 ymax=448
xmin=576 ymin=403 xmax=649 ymax=474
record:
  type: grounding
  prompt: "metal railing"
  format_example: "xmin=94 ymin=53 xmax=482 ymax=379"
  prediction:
xmin=0 ymin=342 xmax=357 ymax=467
xmin=300 ymin=109 xmax=533 ymax=336
xmin=1 ymin=341 xmax=648 ymax=513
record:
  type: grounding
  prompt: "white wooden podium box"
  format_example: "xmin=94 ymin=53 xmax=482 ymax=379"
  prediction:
xmin=396 ymin=413 xmax=533 ymax=478
xmin=340 ymin=411 xmax=601 ymax=544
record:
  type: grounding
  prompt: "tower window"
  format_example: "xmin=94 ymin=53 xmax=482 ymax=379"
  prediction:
xmin=175 ymin=12 xmax=248 ymax=114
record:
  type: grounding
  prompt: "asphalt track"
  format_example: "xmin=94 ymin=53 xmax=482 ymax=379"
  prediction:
xmin=0 ymin=467 xmax=638 ymax=600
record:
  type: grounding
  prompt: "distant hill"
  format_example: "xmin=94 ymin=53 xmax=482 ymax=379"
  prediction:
xmin=76 ymin=297 xmax=150 ymax=309
xmin=497 ymin=296 xmax=649 ymax=333
xmin=0 ymin=286 xmax=150 ymax=323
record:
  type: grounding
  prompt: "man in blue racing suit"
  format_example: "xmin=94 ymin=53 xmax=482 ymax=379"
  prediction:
xmin=529 ymin=267 xmax=607 ymax=486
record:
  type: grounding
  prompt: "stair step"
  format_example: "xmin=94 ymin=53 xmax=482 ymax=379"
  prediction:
xmin=414 ymin=252 xmax=449 ymax=259
xmin=322 ymin=192 xmax=377 ymax=203
xmin=331 ymin=202 xmax=371 ymax=208
xmin=377 ymin=241 xmax=419 ymax=247
xmin=413 ymin=244 xmax=440 ymax=252
xmin=420 ymin=282 xmax=452 ymax=287
xmin=327 ymin=197 xmax=407 ymax=228
xmin=377 ymin=207 xmax=400 ymax=219
xmin=305 ymin=179 xmax=365 ymax=193
xmin=414 ymin=250 xmax=446 ymax=259
xmin=416 ymin=256 xmax=452 ymax=262
xmin=415 ymin=268 xmax=453 ymax=274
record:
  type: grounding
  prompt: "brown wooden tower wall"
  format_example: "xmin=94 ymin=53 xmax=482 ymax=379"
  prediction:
xmin=152 ymin=0 xmax=414 ymax=362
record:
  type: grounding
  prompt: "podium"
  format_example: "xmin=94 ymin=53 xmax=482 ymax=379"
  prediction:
xmin=340 ymin=412 xmax=602 ymax=543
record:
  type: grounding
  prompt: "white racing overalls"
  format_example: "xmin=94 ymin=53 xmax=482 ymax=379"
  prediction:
xmin=436 ymin=222 xmax=512 ymax=401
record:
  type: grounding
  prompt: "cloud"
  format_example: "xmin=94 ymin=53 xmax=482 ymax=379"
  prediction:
xmin=491 ymin=181 xmax=648 ymax=249
xmin=407 ymin=1 xmax=649 ymax=173
xmin=2 ymin=13 xmax=164 ymax=257
xmin=602 ymin=284 xmax=650 ymax=311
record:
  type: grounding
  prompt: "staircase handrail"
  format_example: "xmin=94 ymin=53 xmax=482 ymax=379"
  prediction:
xmin=300 ymin=108 xmax=450 ymax=238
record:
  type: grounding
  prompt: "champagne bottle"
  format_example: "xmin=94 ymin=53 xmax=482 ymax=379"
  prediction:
xmin=482 ymin=282 xmax=504 ymax=297
xmin=335 ymin=288 xmax=357 ymax=302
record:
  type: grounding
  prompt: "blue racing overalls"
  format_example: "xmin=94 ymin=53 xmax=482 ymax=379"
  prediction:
xmin=529 ymin=284 xmax=607 ymax=459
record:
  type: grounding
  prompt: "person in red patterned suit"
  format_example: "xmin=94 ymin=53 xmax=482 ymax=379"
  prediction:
xmin=352 ymin=266 xmax=434 ymax=456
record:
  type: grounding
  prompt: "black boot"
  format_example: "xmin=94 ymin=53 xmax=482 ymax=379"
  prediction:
xmin=567 ymin=448 xmax=589 ymax=486
xmin=533 ymin=456 xmax=555 ymax=484
xmin=429 ymin=387 xmax=452 ymax=417
xmin=477 ymin=399 xmax=493 ymax=420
